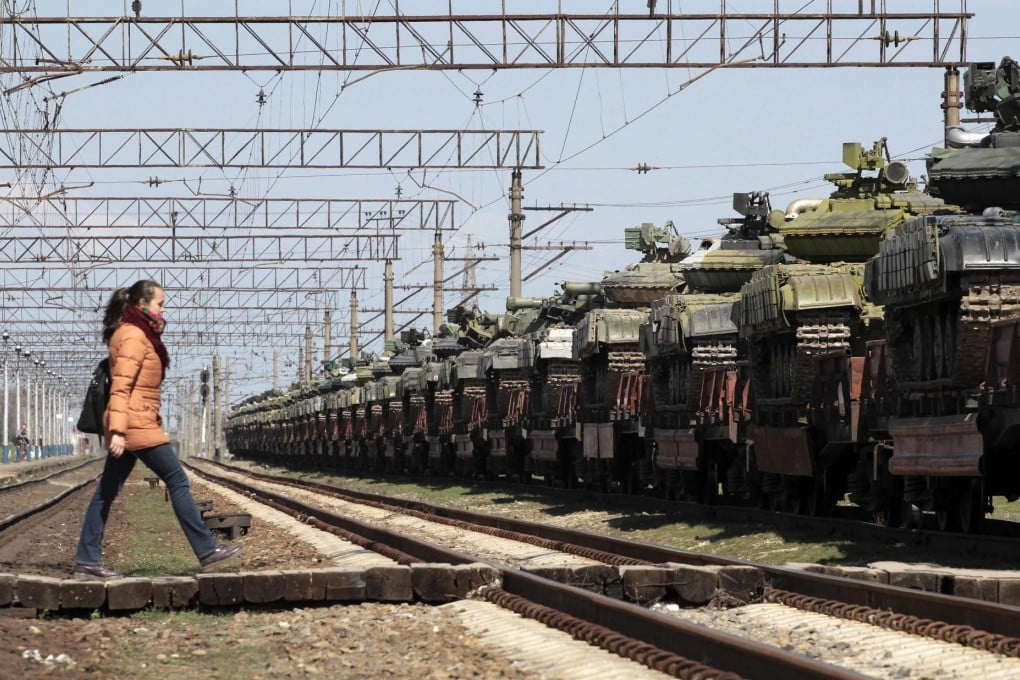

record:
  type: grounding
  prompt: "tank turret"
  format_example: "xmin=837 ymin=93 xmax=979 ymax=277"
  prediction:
xmin=928 ymin=57 xmax=1020 ymax=210
xmin=779 ymin=139 xmax=944 ymax=263
xmin=600 ymin=221 xmax=692 ymax=305
xmin=679 ymin=191 xmax=786 ymax=292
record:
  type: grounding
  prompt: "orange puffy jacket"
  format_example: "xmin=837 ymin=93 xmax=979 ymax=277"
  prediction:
xmin=104 ymin=323 xmax=170 ymax=451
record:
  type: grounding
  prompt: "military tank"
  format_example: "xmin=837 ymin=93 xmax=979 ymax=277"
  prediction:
xmin=574 ymin=222 xmax=691 ymax=490
xmin=643 ymin=192 xmax=784 ymax=501
xmin=866 ymin=57 xmax=1020 ymax=532
xmin=515 ymin=282 xmax=604 ymax=486
xmin=443 ymin=306 xmax=507 ymax=476
xmin=740 ymin=139 xmax=945 ymax=517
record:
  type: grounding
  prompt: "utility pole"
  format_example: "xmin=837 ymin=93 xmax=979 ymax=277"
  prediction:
xmin=349 ymin=290 xmax=359 ymax=360
xmin=303 ymin=325 xmax=313 ymax=385
xmin=323 ymin=310 xmax=332 ymax=365
xmin=384 ymin=260 xmax=394 ymax=345
xmin=223 ymin=357 xmax=230 ymax=456
xmin=943 ymin=66 xmax=962 ymax=146
xmin=508 ymin=169 xmax=524 ymax=298
xmin=433 ymin=230 xmax=444 ymax=333
xmin=212 ymin=355 xmax=222 ymax=460
xmin=463 ymin=235 xmax=476 ymax=292
xmin=272 ymin=350 xmax=278 ymax=391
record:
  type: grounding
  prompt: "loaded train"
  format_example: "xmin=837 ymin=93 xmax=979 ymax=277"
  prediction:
xmin=226 ymin=58 xmax=1020 ymax=533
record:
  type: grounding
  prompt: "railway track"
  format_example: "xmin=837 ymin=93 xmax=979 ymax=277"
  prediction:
xmin=0 ymin=459 xmax=102 ymax=534
xmin=185 ymin=459 xmax=1020 ymax=679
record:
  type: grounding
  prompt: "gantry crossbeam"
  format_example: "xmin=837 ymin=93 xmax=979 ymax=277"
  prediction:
xmin=6 ymin=288 xmax=356 ymax=312
xmin=0 ymin=197 xmax=455 ymax=231
xmin=0 ymin=8 xmax=970 ymax=72
xmin=0 ymin=233 xmax=397 ymax=263
xmin=0 ymin=265 xmax=366 ymax=293
xmin=0 ymin=129 xmax=542 ymax=169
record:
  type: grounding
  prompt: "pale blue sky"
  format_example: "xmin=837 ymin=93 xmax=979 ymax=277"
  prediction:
xmin=3 ymin=1 xmax=1016 ymax=395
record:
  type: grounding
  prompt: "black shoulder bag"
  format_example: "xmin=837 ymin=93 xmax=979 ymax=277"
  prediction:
xmin=76 ymin=358 xmax=111 ymax=435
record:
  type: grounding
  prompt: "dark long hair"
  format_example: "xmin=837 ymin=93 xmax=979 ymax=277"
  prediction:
xmin=102 ymin=280 xmax=161 ymax=345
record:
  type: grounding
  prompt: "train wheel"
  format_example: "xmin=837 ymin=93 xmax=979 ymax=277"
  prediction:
xmin=957 ymin=478 xmax=984 ymax=534
xmin=935 ymin=500 xmax=956 ymax=532
xmin=871 ymin=500 xmax=902 ymax=528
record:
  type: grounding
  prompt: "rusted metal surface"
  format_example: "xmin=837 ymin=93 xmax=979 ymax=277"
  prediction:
xmin=483 ymin=587 xmax=741 ymax=680
xmin=498 ymin=570 xmax=867 ymax=680
xmin=653 ymin=429 xmax=699 ymax=471
xmin=767 ymin=588 xmax=1020 ymax=657
xmin=888 ymin=414 xmax=983 ymax=476
xmin=749 ymin=424 xmax=814 ymax=476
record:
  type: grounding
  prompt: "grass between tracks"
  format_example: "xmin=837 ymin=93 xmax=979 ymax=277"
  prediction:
xmin=104 ymin=467 xmax=200 ymax=577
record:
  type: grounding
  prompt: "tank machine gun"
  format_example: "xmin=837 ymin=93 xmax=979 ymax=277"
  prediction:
xmin=866 ymin=57 xmax=1020 ymax=532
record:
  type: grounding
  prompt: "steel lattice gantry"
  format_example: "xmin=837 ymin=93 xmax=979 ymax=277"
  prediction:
xmin=0 ymin=265 xmax=367 ymax=293
xmin=0 ymin=233 xmax=396 ymax=263
xmin=0 ymin=197 xmax=455 ymax=231
xmin=0 ymin=6 xmax=970 ymax=73
xmin=0 ymin=129 xmax=542 ymax=170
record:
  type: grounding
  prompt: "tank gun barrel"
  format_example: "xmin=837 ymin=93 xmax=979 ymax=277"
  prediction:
xmin=505 ymin=296 xmax=545 ymax=311
xmin=560 ymin=281 xmax=604 ymax=296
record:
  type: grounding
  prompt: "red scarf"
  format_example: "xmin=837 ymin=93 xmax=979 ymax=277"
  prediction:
xmin=122 ymin=304 xmax=171 ymax=370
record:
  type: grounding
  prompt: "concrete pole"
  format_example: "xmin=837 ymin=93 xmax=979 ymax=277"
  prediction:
xmin=272 ymin=350 xmax=279 ymax=391
xmin=304 ymin=325 xmax=313 ymax=385
xmin=433 ymin=230 xmax=444 ymax=333
xmin=323 ymin=310 xmax=332 ymax=364
xmin=349 ymin=290 xmax=359 ymax=360
xmin=3 ymin=356 xmax=7 ymax=450
xmin=508 ymin=169 xmax=524 ymax=298
xmin=213 ymin=355 xmax=222 ymax=459
xmin=25 ymin=372 xmax=31 ymax=458
xmin=14 ymin=364 xmax=20 ymax=448
xmin=224 ymin=357 xmax=231 ymax=454
xmin=943 ymin=66 xmax=961 ymax=146
xmin=384 ymin=260 xmax=394 ymax=344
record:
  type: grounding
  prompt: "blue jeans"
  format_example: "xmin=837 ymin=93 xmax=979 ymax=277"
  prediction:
xmin=74 ymin=443 xmax=219 ymax=566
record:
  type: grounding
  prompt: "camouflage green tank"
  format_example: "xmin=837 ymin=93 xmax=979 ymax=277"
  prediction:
xmin=739 ymin=139 xmax=945 ymax=515
xmin=865 ymin=58 xmax=1020 ymax=532
xmin=643 ymin=192 xmax=783 ymax=500
xmin=573 ymin=223 xmax=692 ymax=490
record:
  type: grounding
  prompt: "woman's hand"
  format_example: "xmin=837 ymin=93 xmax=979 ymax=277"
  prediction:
xmin=109 ymin=433 xmax=126 ymax=458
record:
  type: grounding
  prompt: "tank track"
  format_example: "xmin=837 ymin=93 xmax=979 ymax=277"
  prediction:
xmin=682 ymin=341 xmax=739 ymax=407
xmin=607 ymin=350 xmax=646 ymax=373
xmin=544 ymin=360 xmax=582 ymax=419
xmin=956 ymin=284 xmax=1020 ymax=388
xmin=888 ymin=284 xmax=1020 ymax=391
xmin=757 ymin=322 xmax=851 ymax=406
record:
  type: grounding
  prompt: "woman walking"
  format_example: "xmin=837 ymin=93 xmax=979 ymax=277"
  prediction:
xmin=73 ymin=280 xmax=242 ymax=579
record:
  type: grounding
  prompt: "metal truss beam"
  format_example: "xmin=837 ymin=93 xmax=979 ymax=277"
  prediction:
xmin=4 ymin=288 xmax=355 ymax=313
xmin=0 ymin=233 xmax=397 ymax=264
xmin=0 ymin=265 xmax=366 ymax=292
xmin=0 ymin=7 xmax=970 ymax=73
xmin=0 ymin=129 xmax=542 ymax=170
xmin=0 ymin=197 xmax=454 ymax=231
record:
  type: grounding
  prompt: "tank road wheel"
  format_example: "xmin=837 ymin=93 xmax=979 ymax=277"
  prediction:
xmin=958 ymin=478 xmax=984 ymax=534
